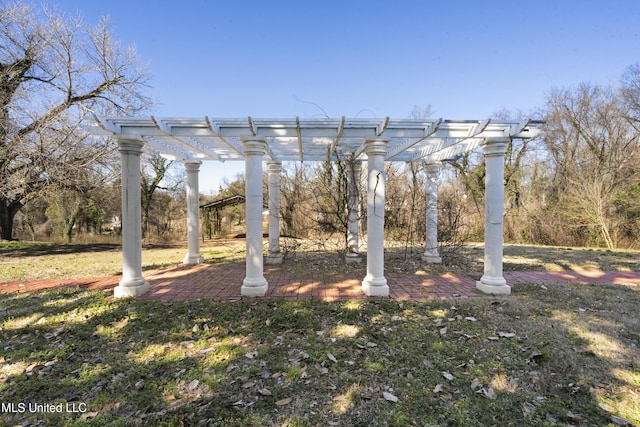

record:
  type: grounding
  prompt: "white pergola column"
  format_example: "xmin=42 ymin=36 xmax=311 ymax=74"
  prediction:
xmin=345 ymin=160 xmax=362 ymax=263
xmin=266 ymin=161 xmax=283 ymax=264
xmin=422 ymin=163 xmax=442 ymax=263
xmin=362 ymin=138 xmax=389 ymax=297
xmin=477 ymin=138 xmax=510 ymax=295
xmin=114 ymin=138 xmax=149 ymax=298
xmin=183 ymin=161 xmax=204 ymax=265
xmin=241 ymin=137 xmax=268 ymax=297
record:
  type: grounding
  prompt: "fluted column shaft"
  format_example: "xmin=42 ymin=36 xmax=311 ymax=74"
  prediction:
xmin=422 ymin=163 xmax=442 ymax=263
xmin=241 ymin=138 xmax=268 ymax=296
xmin=477 ymin=138 xmax=510 ymax=295
xmin=346 ymin=160 xmax=362 ymax=263
xmin=266 ymin=161 xmax=283 ymax=264
xmin=362 ymin=138 xmax=389 ymax=297
xmin=114 ymin=138 xmax=149 ymax=298
xmin=184 ymin=161 xmax=204 ymax=265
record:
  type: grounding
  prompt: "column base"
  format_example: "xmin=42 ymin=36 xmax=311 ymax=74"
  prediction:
xmin=476 ymin=275 xmax=511 ymax=295
xmin=422 ymin=254 xmax=442 ymax=263
xmin=241 ymin=277 xmax=268 ymax=297
xmin=345 ymin=252 xmax=362 ymax=263
xmin=114 ymin=277 xmax=150 ymax=298
xmin=362 ymin=275 xmax=389 ymax=297
xmin=183 ymin=253 xmax=204 ymax=265
xmin=265 ymin=252 xmax=284 ymax=264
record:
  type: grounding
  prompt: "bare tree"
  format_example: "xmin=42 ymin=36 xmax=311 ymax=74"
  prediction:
xmin=281 ymin=163 xmax=310 ymax=237
xmin=621 ymin=63 xmax=640 ymax=127
xmin=0 ymin=2 xmax=150 ymax=240
xmin=311 ymin=158 xmax=349 ymax=242
xmin=141 ymin=152 xmax=183 ymax=238
xmin=543 ymin=83 xmax=640 ymax=248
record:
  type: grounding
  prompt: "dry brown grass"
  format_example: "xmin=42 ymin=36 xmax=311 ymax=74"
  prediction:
xmin=2 ymin=239 xmax=640 ymax=284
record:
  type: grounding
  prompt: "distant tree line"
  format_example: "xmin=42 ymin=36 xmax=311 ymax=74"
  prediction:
xmin=246 ymin=68 xmax=640 ymax=251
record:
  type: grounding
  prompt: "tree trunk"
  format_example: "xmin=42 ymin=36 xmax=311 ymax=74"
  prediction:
xmin=0 ymin=198 xmax=21 ymax=240
xmin=63 ymin=209 xmax=80 ymax=244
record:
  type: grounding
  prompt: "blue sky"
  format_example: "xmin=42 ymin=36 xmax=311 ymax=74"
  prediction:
xmin=50 ymin=0 xmax=640 ymax=193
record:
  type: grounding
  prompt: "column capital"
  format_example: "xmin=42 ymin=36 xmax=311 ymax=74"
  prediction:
xmin=184 ymin=160 xmax=202 ymax=172
xmin=266 ymin=161 xmax=282 ymax=173
xmin=483 ymin=138 xmax=510 ymax=157
xmin=364 ymin=137 xmax=389 ymax=156
xmin=242 ymin=136 xmax=267 ymax=156
xmin=117 ymin=138 xmax=144 ymax=155
xmin=424 ymin=162 xmax=442 ymax=176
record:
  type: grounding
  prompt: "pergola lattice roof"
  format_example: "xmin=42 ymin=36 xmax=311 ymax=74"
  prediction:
xmin=91 ymin=117 xmax=543 ymax=163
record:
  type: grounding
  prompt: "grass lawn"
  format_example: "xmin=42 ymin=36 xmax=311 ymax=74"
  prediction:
xmin=0 ymin=240 xmax=639 ymax=425
xmin=0 ymin=240 xmax=247 ymax=282
xmin=2 ymin=239 xmax=640 ymax=283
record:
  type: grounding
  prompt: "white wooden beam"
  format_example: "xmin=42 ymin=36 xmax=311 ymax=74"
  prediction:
xmin=385 ymin=118 xmax=442 ymax=160
xmin=205 ymin=116 xmax=245 ymax=157
xmin=143 ymin=136 xmax=188 ymax=161
xmin=151 ymin=116 xmax=223 ymax=161
xmin=508 ymin=119 xmax=531 ymax=137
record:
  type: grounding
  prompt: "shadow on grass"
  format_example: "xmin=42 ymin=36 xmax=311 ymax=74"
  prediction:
xmin=0 ymin=283 xmax=637 ymax=426
xmin=0 ymin=242 xmax=189 ymax=259
xmin=0 ymin=243 xmax=122 ymax=258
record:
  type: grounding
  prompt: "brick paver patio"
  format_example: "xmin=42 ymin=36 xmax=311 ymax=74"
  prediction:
xmin=1 ymin=261 xmax=639 ymax=301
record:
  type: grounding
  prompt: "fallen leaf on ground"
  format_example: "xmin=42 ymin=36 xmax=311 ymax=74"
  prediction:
xmin=167 ymin=398 xmax=185 ymax=410
xmin=80 ymin=412 xmax=99 ymax=419
xmin=522 ymin=402 xmax=535 ymax=418
xmin=275 ymin=397 xmax=292 ymax=406
xmin=113 ymin=317 xmax=128 ymax=329
xmin=610 ymin=414 xmax=632 ymax=425
xmin=382 ymin=391 xmax=399 ymax=402
xmin=479 ymin=387 xmax=496 ymax=399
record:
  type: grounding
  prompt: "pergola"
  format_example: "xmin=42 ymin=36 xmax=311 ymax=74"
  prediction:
xmin=201 ymin=195 xmax=249 ymax=238
xmin=90 ymin=116 xmax=543 ymax=298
